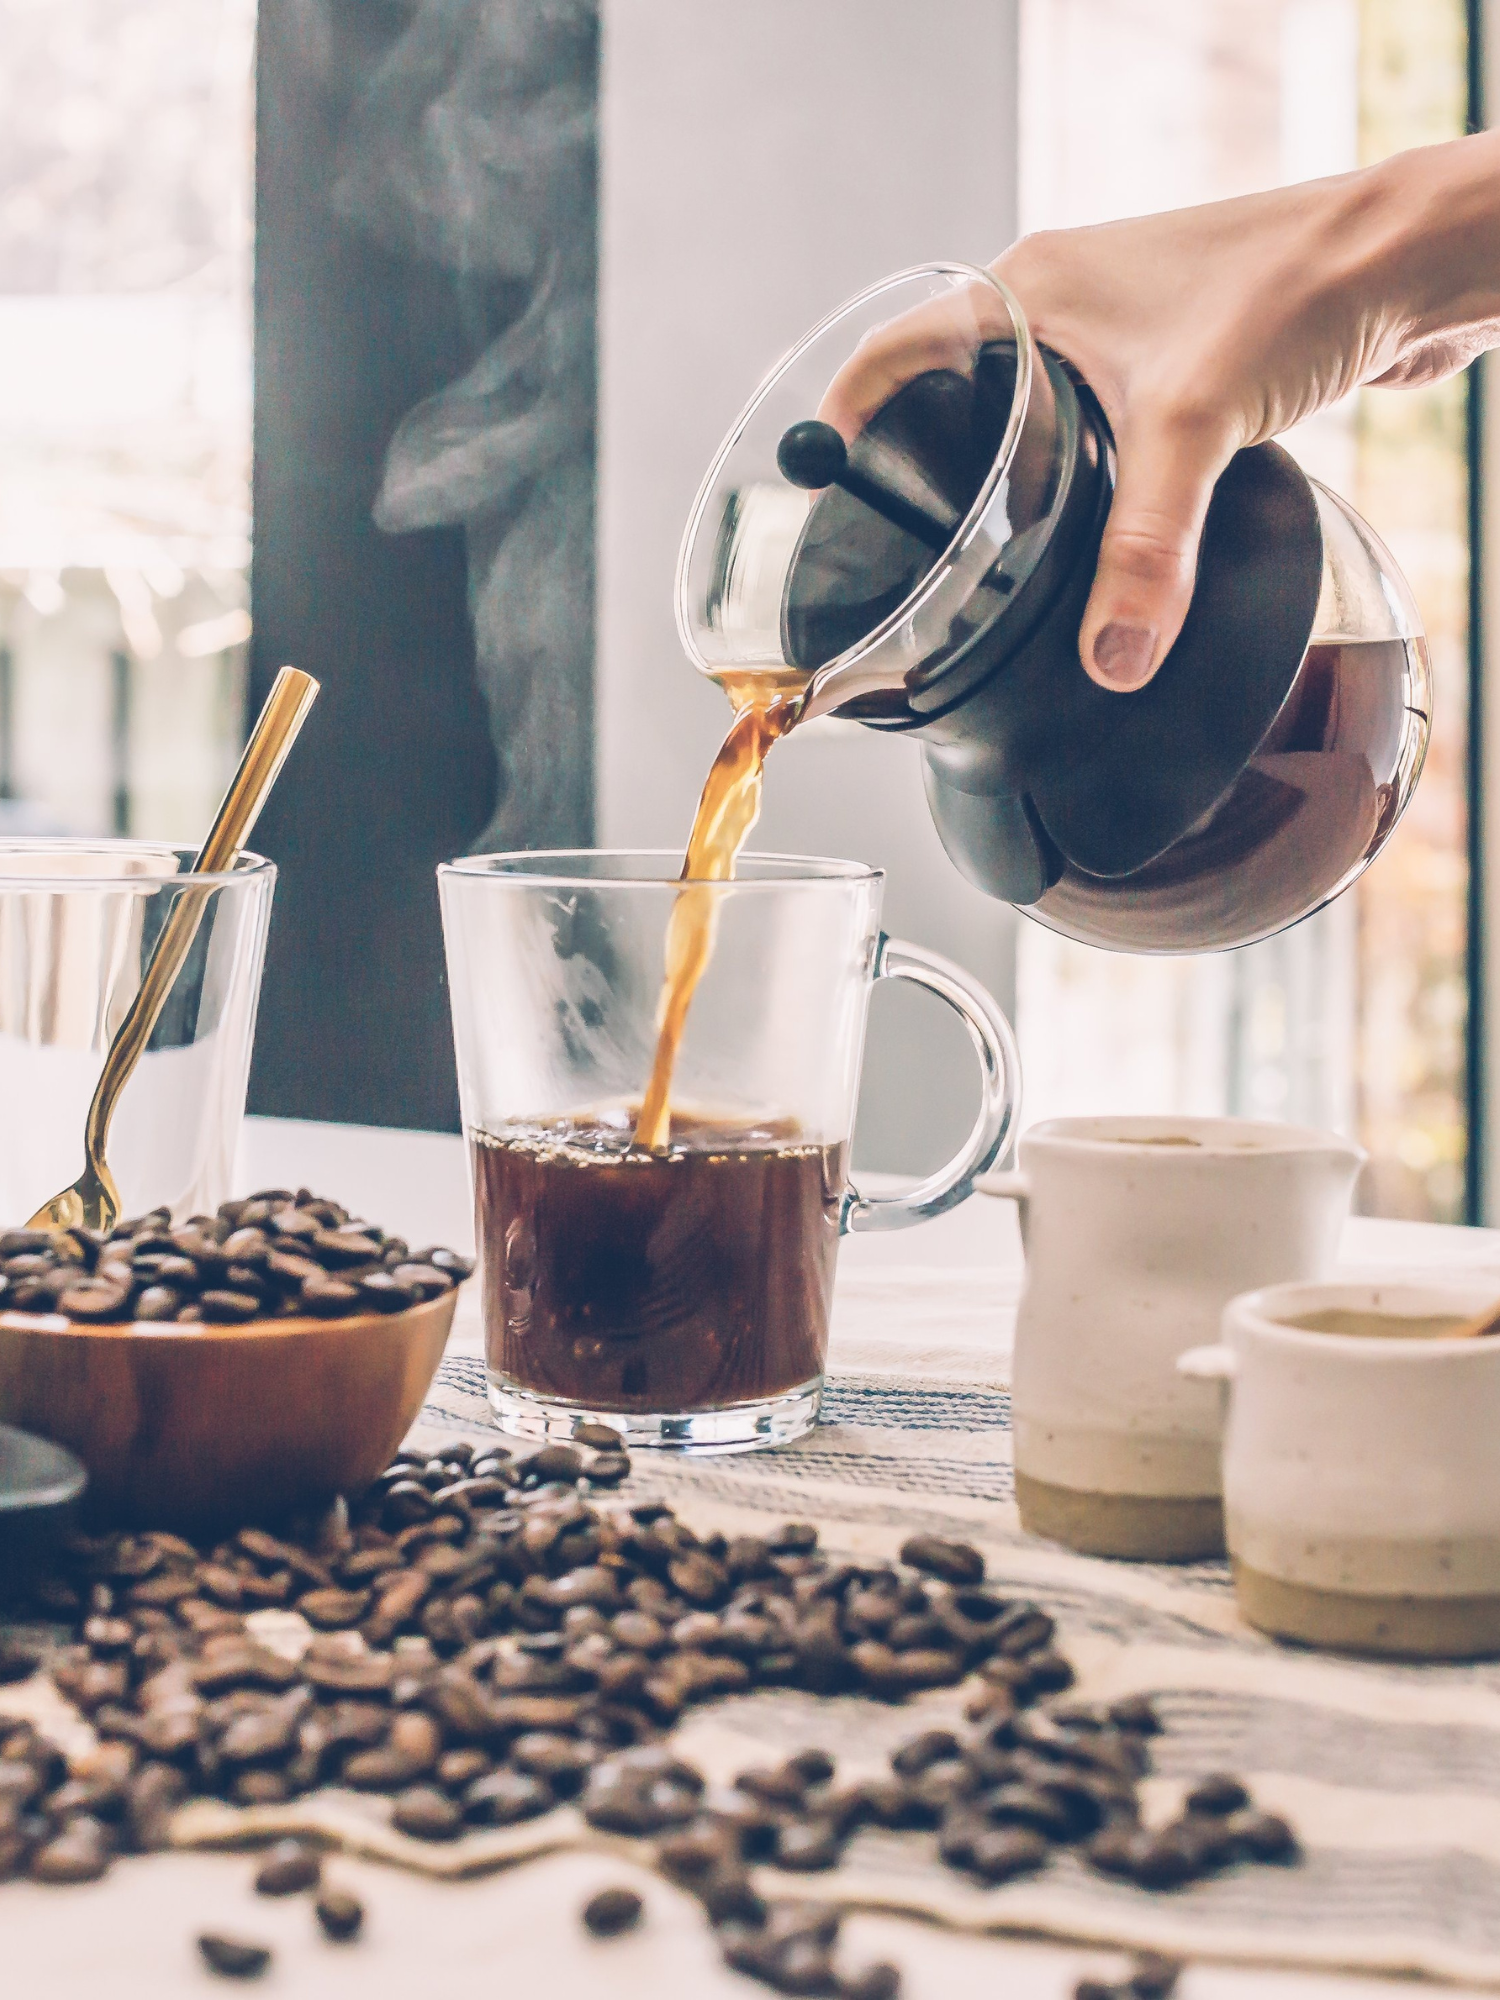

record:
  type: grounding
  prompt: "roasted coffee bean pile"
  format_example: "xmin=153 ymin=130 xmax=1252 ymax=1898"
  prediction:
xmin=0 ymin=1189 xmax=472 ymax=1326
xmin=0 ymin=1443 xmax=1298 ymax=1992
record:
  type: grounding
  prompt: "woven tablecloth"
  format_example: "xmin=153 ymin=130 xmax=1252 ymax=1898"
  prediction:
xmin=8 ymin=1254 xmax=1500 ymax=1989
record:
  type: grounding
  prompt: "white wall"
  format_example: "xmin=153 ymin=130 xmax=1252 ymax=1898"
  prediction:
xmin=597 ymin=0 xmax=1021 ymax=1172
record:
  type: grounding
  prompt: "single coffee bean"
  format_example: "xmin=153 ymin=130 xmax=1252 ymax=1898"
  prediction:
xmin=1107 ymin=1696 xmax=1162 ymax=1736
xmin=199 ymin=1289 xmax=262 ymax=1324
xmin=388 ymin=1262 xmax=454 ymax=1299
xmin=1185 ymin=1772 xmax=1251 ymax=1817
xmin=891 ymin=1730 xmax=962 ymax=1777
xmin=736 ymin=1764 xmax=807 ymax=1808
xmin=520 ymin=1444 xmax=585 ymax=1485
xmin=1224 ymin=1807 xmax=1300 ymax=1862
xmin=298 ymin=1588 xmax=372 ymax=1630
xmin=898 ymin=1534 xmax=985 ymax=1585
xmin=1128 ymin=1827 xmax=1204 ymax=1890
xmin=966 ymin=1825 xmax=1051 ymax=1883
xmin=301 ymin=1277 xmax=362 ymax=1317
xmin=1128 ymin=1954 xmax=1184 ymax=1999
xmin=0 ymin=1641 xmax=39 ymax=1686
xmin=392 ymin=1784 xmax=464 ymax=1841
xmin=573 ymin=1421 xmax=626 ymax=1451
xmin=358 ymin=1271 xmax=422 ymax=1311
xmin=787 ymin=1747 xmax=836 ymax=1787
xmin=315 ymin=1888 xmax=365 ymax=1941
xmin=655 ymin=1825 xmax=734 ymax=1880
xmin=509 ymin=1732 xmax=594 ymax=1795
xmin=980 ymin=1783 xmax=1076 ymax=1842
xmin=218 ymin=1709 xmax=297 ymax=1767
xmin=582 ymin=1885 xmax=644 ymax=1937
xmin=124 ymin=1762 xmax=188 ymax=1852
xmin=773 ymin=1818 xmax=844 ymax=1871
xmin=698 ymin=1867 xmax=769 ymax=1929
xmin=254 ymin=1839 xmax=322 ymax=1896
xmin=844 ymin=1965 xmax=903 ymax=2000
xmin=58 ymin=1281 xmax=131 ymax=1322
xmin=28 ymin=1815 xmax=112 ymax=1883
xmin=436 ymin=1748 xmax=491 ymax=1790
xmin=197 ymin=1934 xmax=272 ymax=1979
xmin=133 ymin=1285 xmax=183 ymax=1322
xmin=463 ymin=1769 xmax=554 ymax=1826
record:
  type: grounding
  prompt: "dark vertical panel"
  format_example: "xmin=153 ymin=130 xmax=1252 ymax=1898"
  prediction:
xmin=250 ymin=0 xmax=597 ymax=1132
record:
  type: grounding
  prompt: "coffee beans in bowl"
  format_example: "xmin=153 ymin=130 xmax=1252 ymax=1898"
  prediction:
xmin=0 ymin=1193 xmax=472 ymax=1528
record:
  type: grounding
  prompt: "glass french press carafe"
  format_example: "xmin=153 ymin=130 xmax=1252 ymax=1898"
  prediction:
xmin=676 ymin=263 xmax=1430 ymax=954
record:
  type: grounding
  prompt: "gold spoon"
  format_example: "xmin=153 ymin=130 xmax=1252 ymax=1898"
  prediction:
xmin=28 ymin=666 xmax=320 ymax=1234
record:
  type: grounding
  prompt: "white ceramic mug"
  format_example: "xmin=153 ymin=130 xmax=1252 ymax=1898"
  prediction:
xmin=1181 ymin=1277 xmax=1500 ymax=1659
xmin=982 ymin=1116 xmax=1364 ymax=1560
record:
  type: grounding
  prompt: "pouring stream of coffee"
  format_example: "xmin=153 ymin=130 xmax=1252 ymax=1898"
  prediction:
xmin=632 ymin=401 xmax=963 ymax=1150
xmin=633 ymin=677 xmax=802 ymax=1152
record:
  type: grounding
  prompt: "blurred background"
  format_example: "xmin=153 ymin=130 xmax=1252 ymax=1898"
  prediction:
xmin=0 ymin=0 xmax=1489 ymax=1221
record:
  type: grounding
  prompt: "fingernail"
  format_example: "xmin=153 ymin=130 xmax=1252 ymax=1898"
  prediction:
xmin=1091 ymin=621 xmax=1158 ymax=688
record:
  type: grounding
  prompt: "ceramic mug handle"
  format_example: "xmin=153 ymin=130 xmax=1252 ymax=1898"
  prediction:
xmin=841 ymin=934 xmax=1022 ymax=1234
xmin=1177 ymin=1345 xmax=1240 ymax=1382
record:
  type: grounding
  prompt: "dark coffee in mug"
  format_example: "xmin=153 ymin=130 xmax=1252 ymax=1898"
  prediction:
xmin=473 ymin=1110 xmax=845 ymax=1413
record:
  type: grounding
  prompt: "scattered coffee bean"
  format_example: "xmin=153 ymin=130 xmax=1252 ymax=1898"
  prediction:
xmin=197 ymin=1934 xmax=272 ymax=1979
xmin=0 ymin=1640 xmax=39 ymax=1685
xmin=1129 ymin=1953 xmax=1184 ymax=1998
xmin=1225 ymin=1808 xmax=1300 ymax=1863
xmin=254 ymin=1839 xmax=322 ymax=1896
xmin=28 ymin=1816 xmax=112 ymax=1883
xmin=1 ymin=1432 xmax=1302 ymax=2000
xmin=899 ymin=1535 xmax=985 ymax=1585
xmin=844 ymin=1965 xmax=902 ymax=2000
xmin=392 ymin=1785 xmax=464 ymax=1841
xmin=315 ymin=1888 xmax=365 ymax=1941
xmin=1185 ymin=1773 xmax=1249 ymax=1817
xmin=582 ymin=1885 xmax=644 ymax=1936
xmin=574 ymin=1422 xmax=627 ymax=1451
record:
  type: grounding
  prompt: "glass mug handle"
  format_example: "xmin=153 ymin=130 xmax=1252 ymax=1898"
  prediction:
xmin=841 ymin=933 xmax=1022 ymax=1234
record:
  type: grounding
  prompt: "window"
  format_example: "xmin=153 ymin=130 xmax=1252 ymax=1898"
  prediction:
xmin=0 ymin=0 xmax=253 ymax=842
xmin=1016 ymin=0 xmax=1471 ymax=1221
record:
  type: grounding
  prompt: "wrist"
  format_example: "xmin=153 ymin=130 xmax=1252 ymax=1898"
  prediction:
xmin=1360 ymin=133 xmax=1500 ymax=340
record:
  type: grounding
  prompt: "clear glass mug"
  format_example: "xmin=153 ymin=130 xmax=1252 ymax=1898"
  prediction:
xmin=0 ymin=841 xmax=275 ymax=1226
xmin=439 ymin=851 xmax=1020 ymax=1451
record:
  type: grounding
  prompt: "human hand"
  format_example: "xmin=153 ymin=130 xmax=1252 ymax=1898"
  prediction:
xmin=822 ymin=134 xmax=1500 ymax=691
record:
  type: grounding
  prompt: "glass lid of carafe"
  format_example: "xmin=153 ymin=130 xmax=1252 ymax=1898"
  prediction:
xmin=676 ymin=263 xmax=1078 ymax=723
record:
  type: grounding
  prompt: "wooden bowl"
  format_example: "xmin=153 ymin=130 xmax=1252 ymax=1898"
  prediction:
xmin=0 ymin=1290 xmax=457 ymax=1532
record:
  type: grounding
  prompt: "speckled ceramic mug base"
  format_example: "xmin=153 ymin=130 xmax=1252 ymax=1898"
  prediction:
xmin=1234 ymin=1562 xmax=1500 ymax=1660
xmin=1016 ymin=1471 xmax=1226 ymax=1562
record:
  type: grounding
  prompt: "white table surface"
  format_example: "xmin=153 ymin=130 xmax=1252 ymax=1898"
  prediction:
xmin=12 ymin=1118 xmax=1497 ymax=1999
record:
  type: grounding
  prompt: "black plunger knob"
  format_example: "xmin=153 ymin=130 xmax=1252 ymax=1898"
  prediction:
xmin=776 ymin=418 xmax=953 ymax=551
xmin=777 ymin=419 xmax=852 ymax=489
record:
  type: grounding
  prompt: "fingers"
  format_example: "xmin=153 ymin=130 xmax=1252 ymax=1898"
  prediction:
xmin=816 ymin=286 xmax=1008 ymax=439
xmin=1080 ymin=406 xmax=1235 ymax=692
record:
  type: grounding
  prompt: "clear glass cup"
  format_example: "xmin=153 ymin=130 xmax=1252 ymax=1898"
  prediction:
xmin=0 ymin=841 xmax=275 ymax=1226
xmin=439 ymin=850 xmax=1021 ymax=1451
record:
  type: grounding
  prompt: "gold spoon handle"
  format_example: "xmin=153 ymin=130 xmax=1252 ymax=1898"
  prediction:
xmin=82 ymin=667 xmax=319 ymax=1165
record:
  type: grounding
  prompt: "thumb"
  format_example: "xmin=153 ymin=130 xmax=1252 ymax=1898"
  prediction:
xmin=1080 ymin=408 xmax=1232 ymax=692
